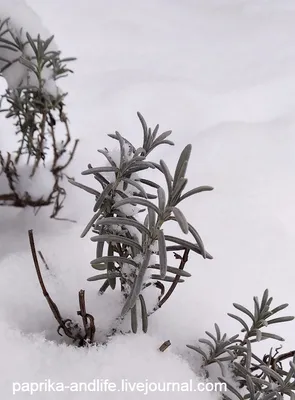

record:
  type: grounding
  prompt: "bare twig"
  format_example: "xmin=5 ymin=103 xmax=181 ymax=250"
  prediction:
xmin=148 ymin=248 xmax=190 ymax=317
xmin=77 ymin=289 xmax=96 ymax=344
xmin=28 ymin=229 xmax=83 ymax=342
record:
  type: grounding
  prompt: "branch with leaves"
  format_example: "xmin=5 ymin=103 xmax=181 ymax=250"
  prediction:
xmin=70 ymin=112 xmax=213 ymax=334
xmin=187 ymin=289 xmax=295 ymax=399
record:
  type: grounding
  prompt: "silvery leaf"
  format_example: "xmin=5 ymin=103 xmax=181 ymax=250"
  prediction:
xmin=139 ymin=294 xmax=148 ymax=333
xmin=178 ymin=185 xmax=214 ymax=203
xmin=80 ymin=210 xmax=102 ymax=238
xmin=158 ymin=229 xmax=167 ymax=278
xmin=90 ymin=234 xmax=142 ymax=252
xmin=81 ymin=166 xmax=118 ymax=175
xmin=68 ymin=178 xmax=100 ymax=197
xmin=87 ymin=272 xmax=120 ymax=281
xmin=149 ymin=264 xmax=191 ymax=277
xmin=157 ymin=187 xmax=166 ymax=212
xmin=131 ymin=303 xmax=138 ymax=333
xmin=171 ymin=207 xmax=189 ymax=234
xmin=173 ymin=144 xmax=192 ymax=188
xmin=121 ymin=250 xmax=151 ymax=316
xmin=95 ymin=217 xmax=150 ymax=235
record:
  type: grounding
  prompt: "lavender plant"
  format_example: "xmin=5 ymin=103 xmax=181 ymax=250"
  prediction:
xmin=187 ymin=289 xmax=295 ymax=399
xmin=0 ymin=18 xmax=78 ymax=218
xmin=69 ymin=112 xmax=213 ymax=333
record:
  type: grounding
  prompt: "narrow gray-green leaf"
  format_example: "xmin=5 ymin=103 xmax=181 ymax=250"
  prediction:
xmin=186 ymin=345 xmax=208 ymax=360
xmin=91 ymin=256 xmax=138 ymax=268
xmin=157 ymin=187 xmax=166 ymax=212
xmin=152 ymin=130 xmax=172 ymax=146
xmin=94 ymin=217 xmax=150 ymax=235
xmin=137 ymin=178 xmax=160 ymax=189
xmin=173 ymin=144 xmax=192 ymax=188
xmin=159 ymin=160 xmax=173 ymax=194
xmin=178 ymin=186 xmax=214 ymax=203
xmin=137 ymin=112 xmax=148 ymax=146
xmin=97 ymin=148 xmax=117 ymax=168
xmin=215 ymin=323 xmax=221 ymax=341
xmin=151 ymin=275 xmax=184 ymax=283
xmin=158 ymin=229 xmax=167 ymax=278
xmin=267 ymin=316 xmax=294 ymax=325
xmin=131 ymin=304 xmax=138 ymax=333
xmin=139 ymin=294 xmax=148 ymax=333
xmin=81 ymin=166 xmax=117 ymax=175
xmin=164 ymin=235 xmax=213 ymax=259
xmin=68 ymin=178 xmax=100 ymax=196
xmin=227 ymin=313 xmax=250 ymax=333
xmin=260 ymin=289 xmax=269 ymax=312
xmin=87 ymin=272 xmax=120 ymax=281
xmin=90 ymin=234 xmax=142 ymax=252
xmin=233 ymin=303 xmax=255 ymax=322
xmin=218 ymin=378 xmax=244 ymax=400
xmin=121 ymin=250 xmax=151 ymax=316
xmin=122 ymin=177 xmax=147 ymax=198
xmin=198 ymin=339 xmax=215 ymax=350
xmin=172 ymin=207 xmax=189 ymax=234
xmin=93 ymin=183 xmax=114 ymax=212
xmin=80 ymin=210 xmax=102 ymax=238
xmin=260 ymin=332 xmax=285 ymax=341
xmin=149 ymin=264 xmax=191 ymax=277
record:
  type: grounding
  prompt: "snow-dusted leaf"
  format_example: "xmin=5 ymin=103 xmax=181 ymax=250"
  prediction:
xmin=94 ymin=217 xmax=150 ymax=235
xmin=121 ymin=177 xmax=147 ymax=198
xmin=90 ymin=234 xmax=142 ymax=252
xmin=113 ymin=197 xmax=160 ymax=215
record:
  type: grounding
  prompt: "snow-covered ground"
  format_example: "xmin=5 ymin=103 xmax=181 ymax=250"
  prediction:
xmin=1 ymin=0 xmax=295 ymax=398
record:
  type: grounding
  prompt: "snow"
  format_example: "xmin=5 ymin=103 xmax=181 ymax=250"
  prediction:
xmin=1 ymin=0 xmax=295 ymax=399
xmin=0 ymin=0 xmax=58 ymax=91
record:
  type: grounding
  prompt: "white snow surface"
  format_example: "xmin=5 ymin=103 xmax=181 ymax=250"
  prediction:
xmin=1 ymin=0 xmax=295 ymax=399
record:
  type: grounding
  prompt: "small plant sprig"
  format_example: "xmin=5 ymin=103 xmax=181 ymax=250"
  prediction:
xmin=187 ymin=289 xmax=295 ymax=399
xmin=70 ymin=112 xmax=213 ymax=333
xmin=0 ymin=18 xmax=78 ymax=218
